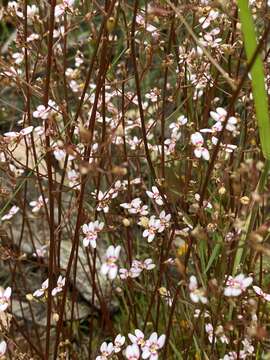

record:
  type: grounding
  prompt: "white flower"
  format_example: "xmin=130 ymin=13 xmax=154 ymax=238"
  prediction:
xmin=1 ymin=205 xmax=19 ymax=221
xmin=33 ymin=245 xmax=47 ymax=258
xmin=27 ymin=33 xmax=39 ymax=42
xmin=53 ymin=147 xmax=66 ymax=161
xmin=67 ymin=169 xmax=80 ymax=189
xmin=82 ymin=220 xmax=104 ymax=248
xmin=169 ymin=115 xmax=187 ymax=135
xmin=128 ymin=136 xmax=141 ymax=150
xmin=205 ymin=323 xmax=214 ymax=344
xmin=33 ymin=279 xmax=48 ymax=298
xmin=12 ymin=52 xmax=24 ymax=64
xmin=200 ymin=29 xmax=222 ymax=49
xmin=0 ymin=341 xmax=7 ymax=357
xmin=4 ymin=126 xmax=33 ymax=141
xmin=253 ymin=285 xmax=270 ymax=301
xmin=146 ymin=186 xmax=163 ymax=206
xmin=199 ymin=10 xmax=219 ymax=29
xmin=194 ymin=309 xmax=210 ymax=318
xmin=0 ymin=287 xmax=11 ymax=311
xmin=113 ymin=334 xmax=125 ymax=353
xmin=164 ymin=133 xmax=181 ymax=154
xmin=189 ymin=276 xmax=208 ymax=304
xmin=141 ymin=258 xmax=156 ymax=271
xmin=242 ymin=339 xmax=254 ymax=356
xmin=190 ymin=132 xmax=210 ymax=160
xmin=20 ymin=126 xmax=34 ymax=136
xmin=96 ymin=191 xmax=110 ymax=213
xmin=29 ymin=195 xmax=48 ymax=213
xmin=33 ymin=105 xmax=50 ymax=120
xmin=128 ymin=329 xmax=145 ymax=347
xmin=125 ymin=344 xmax=140 ymax=359
xmin=224 ymin=274 xmax=253 ymax=297
xmin=142 ymin=216 xmax=163 ymax=243
xmin=52 ymin=275 xmax=65 ymax=296
xmin=210 ymin=107 xmax=237 ymax=133
xmin=100 ymin=245 xmax=121 ymax=280
xmin=96 ymin=342 xmax=114 ymax=360
xmin=120 ymin=198 xmax=148 ymax=216
xmin=159 ymin=211 xmax=171 ymax=231
xmin=142 ymin=332 xmax=166 ymax=360
xmin=214 ymin=325 xmax=229 ymax=344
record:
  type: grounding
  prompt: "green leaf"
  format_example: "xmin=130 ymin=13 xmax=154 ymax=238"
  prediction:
xmin=204 ymin=243 xmax=221 ymax=274
xmin=237 ymin=0 xmax=270 ymax=159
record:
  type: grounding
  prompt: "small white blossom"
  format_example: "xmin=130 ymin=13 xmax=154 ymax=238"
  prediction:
xmin=253 ymin=285 xmax=270 ymax=301
xmin=146 ymin=186 xmax=164 ymax=206
xmin=33 ymin=105 xmax=50 ymax=120
xmin=120 ymin=198 xmax=148 ymax=216
xmin=128 ymin=329 xmax=145 ymax=347
xmin=52 ymin=275 xmax=65 ymax=296
xmin=101 ymin=245 xmax=121 ymax=280
xmin=0 ymin=341 xmax=7 ymax=357
xmin=33 ymin=279 xmax=48 ymax=298
xmin=96 ymin=342 xmax=114 ymax=360
xmin=113 ymin=334 xmax=125 ymax=353
xmin=142 ymin=332 xmax=166 ymax=360
xmin=189 ymin=276 xmax=208 ymax=304
xmin=1 ymin=205 xmax=19 ymax=221
xmin=33 ymin=245 xmax=47 ymax=258
xmin=210 ymin=107 xmax=237 ymax=133
xmin=125 ymin=344 xmax=140 ymax=359
xmin=82 ymin=220 xmax=104 ymax=248
xmin=191 ymin=132 xmax=210 ymax=160
xmin=224 ymin=274 xmax=253 ymax=297
xmin=0 ymin=287 xmax=11 ymax=312
xmin=29 ymin=195 xmax=48 ymax=213
xmin=142 ymin=216 xmax=163 ymax=243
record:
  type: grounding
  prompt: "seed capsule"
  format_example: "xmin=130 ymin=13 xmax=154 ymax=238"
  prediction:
xmin=106 ymin=17 xmax=116 ymax=33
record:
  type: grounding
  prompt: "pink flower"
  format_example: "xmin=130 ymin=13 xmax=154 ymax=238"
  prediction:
xmin=121 ymin=198 xmax=148 ymax=216
xmin=52 ymin=275 xmax=65 ymax=296
xmin=33 ymin=245 xmax=47 ymax=258
xmin=146 ymin=186 xmax=163 ymax=206
xmin=253 ymin=285 xmax=270 ymax=301
xmin=4 ymin=126 xmax=33 ymax=141
xmin=169 ymin=115 xmax=188 ymax=135
xmin=199 ymin=10 xmax=219 ymax=29
xmin=96 ymin=191 xmax=110 ymax=213
xmin=33 ymin=105 xmax=50 ymax=120
xmin=141 ymin=332 xmax=166 ymax=360
xmin=67 ymin=169 xmax=80 ymax=189
xmin=224 ymin=274 xmax=253 ymax=297
xmin=0 ymin=341 xmax=7 ymax=357
xmin=82 ymin=220 xmax=104 ymax=248
xmin=210 ymin=107 xmax=237 ymax=133
xmin=125 ymin=344 xmax=140 ymax=359
xmin=1 ymin=205 xmax=19 ymax=221
xmin=113 ymin=334 xmax=125 ymax=353
xmin=190 ymin=132 xmax=210 ymax=160
xmin=29 ymin=195 xmax=48 ymax=213
xmin=189 ymin=276 xmax=207 ymax=304
xmin=101 ymin=245 xmax=121 ymax=280
xmin=0 ymin=287 xmax=11 ymax=311
xmin=159 ymin=211 xmax=171 ymax=231
xmin=142 ymin=216 xmax=163 ymax=243
xmin=96 ymin=342 xmax=114 ymax=360
xmin=128 ymin=329 xmax=145 ymax=347
xmin=33 ymin=279 xmax=48 ymax=298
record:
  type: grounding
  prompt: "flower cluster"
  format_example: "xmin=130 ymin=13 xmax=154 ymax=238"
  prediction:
xmin=96 ymin=331 xmax=165 ymax=360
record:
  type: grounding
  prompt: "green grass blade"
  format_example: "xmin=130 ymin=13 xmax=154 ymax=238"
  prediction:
xmin=237 ymin=0 xmax=270 ymax=159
